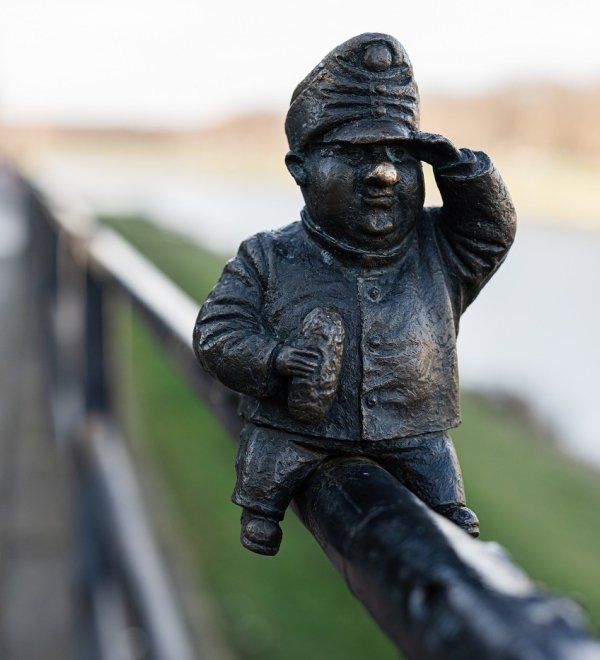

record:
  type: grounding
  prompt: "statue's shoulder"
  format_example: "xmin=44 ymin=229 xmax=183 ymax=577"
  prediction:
xmin=260 ymin=220 xmax=303 ymax=244
xmin=235 ymin=222 xmax=305 ymax=276
xmin=246 ymin=221 xmax=304 ymax=256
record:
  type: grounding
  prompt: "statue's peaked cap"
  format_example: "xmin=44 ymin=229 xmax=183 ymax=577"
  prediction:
xmin=285 ymin=33 xmax=420 ymax=151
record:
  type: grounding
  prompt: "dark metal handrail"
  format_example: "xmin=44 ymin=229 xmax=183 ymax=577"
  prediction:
xmin=27 ymin=184 xmax=204 ymax=660
xmin=25 ymin=179 xmax=600 ymax=660
xmin=296 ymin=460 xmax=600 ymax=660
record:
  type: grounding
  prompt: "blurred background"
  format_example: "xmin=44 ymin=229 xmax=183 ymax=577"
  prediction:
xmin=1 ymin=1 xmax=600 ymax=659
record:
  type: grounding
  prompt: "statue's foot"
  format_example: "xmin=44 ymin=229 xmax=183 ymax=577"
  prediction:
xmin=436 ymin=504 xmax=480 ymax=538
xmin=240 ymin=509 xmax=283 ymax=555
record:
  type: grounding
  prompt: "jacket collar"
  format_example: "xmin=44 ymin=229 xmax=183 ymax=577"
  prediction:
xmin=300 ymin=208 xmax=415 ymax=268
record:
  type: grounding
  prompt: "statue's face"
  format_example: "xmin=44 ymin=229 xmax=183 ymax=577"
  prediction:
xmin=297 ymin=141 xmax=424 ymax=251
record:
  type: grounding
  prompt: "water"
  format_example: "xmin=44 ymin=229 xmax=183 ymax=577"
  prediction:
xmin=33 ymin=156 xmax=600 ymax=467
xmin=457 ymin=224 xmax=600 ymax=465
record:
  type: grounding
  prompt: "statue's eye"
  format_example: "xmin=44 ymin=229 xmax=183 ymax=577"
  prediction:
xmin=328 ymin=145 xmax=364 ymax=162
xmin=344 ymin=148 xmax=365 ymax=161
xmin=385 ymin=146 xmax=409 ymax=163
xmin=319 ymin=148 xmax=336 ymax=158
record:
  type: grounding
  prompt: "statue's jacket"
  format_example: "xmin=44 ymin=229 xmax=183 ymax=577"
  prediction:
xmin=194 ymin=152 xmax=516 ymax=442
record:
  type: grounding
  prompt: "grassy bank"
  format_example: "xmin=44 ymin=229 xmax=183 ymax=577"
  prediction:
xmin=104 ymin=216 xmax=600 ymax=659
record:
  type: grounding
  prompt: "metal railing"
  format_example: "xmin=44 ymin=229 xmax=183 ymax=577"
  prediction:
xmin=25 ymin=178 xmax=600 ymax=660
xmin=27 ymin=185 xmax=207 ymax=660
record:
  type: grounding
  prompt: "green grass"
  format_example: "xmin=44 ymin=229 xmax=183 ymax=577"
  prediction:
xmin=455 ymin=398 xmax=600 ymax=615
xmin=103 ymin=216 xmax=600 ymax=658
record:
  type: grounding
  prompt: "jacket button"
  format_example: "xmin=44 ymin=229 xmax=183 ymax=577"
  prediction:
xmin=368 ymin=335 xmax=381 ymax=349
xmin=365 ymin=393 xmax=377 ymax=408
xmin=367 ymin=285 xmax=381 ymax=301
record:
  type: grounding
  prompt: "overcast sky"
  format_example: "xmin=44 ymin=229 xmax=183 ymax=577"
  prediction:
xmin=2 ymin=0 xmax=599 ymax=128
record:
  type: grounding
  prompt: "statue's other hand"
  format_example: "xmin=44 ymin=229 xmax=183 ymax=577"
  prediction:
xmin=274 ymin=344 xmax=320 ymax=378
xmin=406 ymin=132 xmax=462 ymax=168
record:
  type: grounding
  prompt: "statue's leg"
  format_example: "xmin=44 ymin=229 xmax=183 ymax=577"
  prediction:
xmin=232 ymin=423 xmax=324 ymax=555
xmin=376 ymin=432 xmax=480 ymax=537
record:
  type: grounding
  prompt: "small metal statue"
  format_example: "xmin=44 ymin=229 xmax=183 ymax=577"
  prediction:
xmin=193 ymin=33 xmax=516 ymax=555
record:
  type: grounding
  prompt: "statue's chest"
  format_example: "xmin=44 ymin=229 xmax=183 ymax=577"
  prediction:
xmin=262 ymin=244 xmax=453 ymax=347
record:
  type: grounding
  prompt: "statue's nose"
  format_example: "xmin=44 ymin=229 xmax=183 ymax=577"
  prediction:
xmin=365 ymin=162 xmax=398 ymax=186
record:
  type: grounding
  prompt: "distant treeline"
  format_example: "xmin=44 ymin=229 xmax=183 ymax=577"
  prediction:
xmin=422 ymin=84 xmax=600 ymax=159
xmin=2 ymin=83 xmax=598 ymax=160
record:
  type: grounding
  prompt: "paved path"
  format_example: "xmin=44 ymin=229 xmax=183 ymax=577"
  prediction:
xmin=0 ymin=167 xmax=74 ymax=660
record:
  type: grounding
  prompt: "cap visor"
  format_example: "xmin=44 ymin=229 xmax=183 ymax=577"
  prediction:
xmin=322 ymin=118 xmax=416 ymax=144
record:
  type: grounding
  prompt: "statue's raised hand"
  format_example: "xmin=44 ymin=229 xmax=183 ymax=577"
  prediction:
xmin=406 ymin=132 xmax=463 ymax=168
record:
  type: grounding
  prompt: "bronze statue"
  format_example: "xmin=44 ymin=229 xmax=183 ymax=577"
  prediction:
xmin=193 ymin=33 xmax=516 ymax=555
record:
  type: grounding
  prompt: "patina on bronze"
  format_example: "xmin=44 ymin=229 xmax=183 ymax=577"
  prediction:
xmin=193 ymin=33 xmax=516 ymax=556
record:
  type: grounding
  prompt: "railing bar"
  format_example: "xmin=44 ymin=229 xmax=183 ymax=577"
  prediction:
xmin=91 ymin=581 xmax=132 ymax=660
xmin=86 ymin=227 xmax=242 ymax=435
xmin=25 ymin=178 xmax=600 ymax=660
xmin=88 ymin=228 xmax=197 ymax=351
xmin=85 ymin=416 xmax=199 ymax=660
xmin=295 ymin=459 xmax=600 ymax=660
xmin=126 ymin=303 xmax=243 ymax=437
xmin=29 ymin=182 xmax=241 ymax=432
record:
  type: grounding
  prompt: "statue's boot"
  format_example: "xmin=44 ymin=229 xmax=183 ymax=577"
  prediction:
xmin=241 ymin=509 xmax=283 ymax=555
xmin=435 ymin=504 xmax=480 ymax=538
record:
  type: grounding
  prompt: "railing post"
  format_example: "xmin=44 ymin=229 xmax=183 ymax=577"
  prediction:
xmin=84 ymin=271 xmax=109 ymax=415
xmin=75 ymin=270 xmax=114 ymax=660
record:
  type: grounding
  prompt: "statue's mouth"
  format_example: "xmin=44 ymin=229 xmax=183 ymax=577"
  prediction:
xmin=362 ymin=189 xmax=396 ymax=208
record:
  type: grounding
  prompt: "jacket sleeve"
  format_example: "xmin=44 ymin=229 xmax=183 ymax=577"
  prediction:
xmin=193 ymin=234 xmax=282 ymax=398
xmin=432 ymin=149 xmax=517 ymax=312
